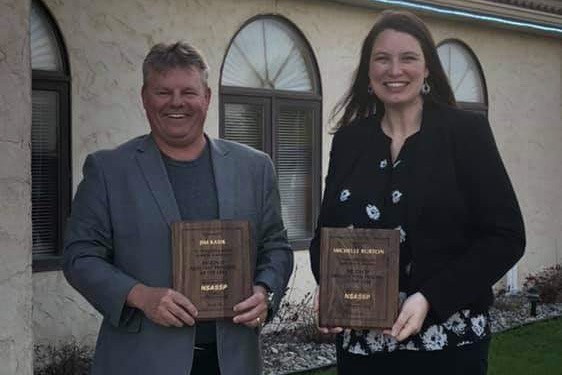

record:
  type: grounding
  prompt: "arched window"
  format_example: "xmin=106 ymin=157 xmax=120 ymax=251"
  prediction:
xmin=220 ymin=16 xmax=321 ymax=249
xmin=30 ymin=0 xmax=71 ymax=271
xmin=437 ymin=40 xmax=488 ymax=115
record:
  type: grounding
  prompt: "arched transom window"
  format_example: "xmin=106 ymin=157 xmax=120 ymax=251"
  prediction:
xmin=437 ymin=40 xmax=488 ymax=115
xmin=221 ymin=16 xmax=321 ymax=248
xmin=222 ymin=17 xmax=317 ymax=92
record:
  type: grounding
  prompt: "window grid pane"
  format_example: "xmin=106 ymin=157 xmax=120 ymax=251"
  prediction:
xmin=437 ymin=41 xmax=485 ymax=103
xmin=276 ymin=106 xmax=314 ymax=240
xmin=224 ymin=103 xmax=264 ymax=151
xmin=222 ymin=18 xmax=315 ymax=93
xmin=30 ymin=2 xmax=63 ymax=71
xmin=31 ymin=90 xmax=60 ymax=254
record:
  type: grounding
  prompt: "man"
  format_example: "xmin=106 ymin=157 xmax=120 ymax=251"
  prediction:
xmin=63 ymin=42 xmax=293 ymax=375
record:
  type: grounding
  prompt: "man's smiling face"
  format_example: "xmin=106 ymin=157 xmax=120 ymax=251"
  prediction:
xmin=142 ymin=67 xmax=211 ymax=151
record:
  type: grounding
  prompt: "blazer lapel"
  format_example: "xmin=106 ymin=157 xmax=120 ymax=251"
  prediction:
xmin=208 ymin=137 xmax=234 ymax=220
xmin=135 ymin=135 xmax=181 ymax=226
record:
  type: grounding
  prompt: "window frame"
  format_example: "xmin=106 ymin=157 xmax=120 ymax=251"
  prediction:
xmin=437 ymin=39 xmax=488 ymax=116
xmin=220 ymin=88 xmax=322 ymax=250
xmin=221 ymin=93 xmax=272 ymax=152
xmin=31 ymin=0 xmax=71 ymax=272
xmin=220 ymin=15 xmax=321 ymax=94
xmin=274 ymin=97 xmax=322 ymax=250
xmin=219 ymin=16 xmax=322 ymax=250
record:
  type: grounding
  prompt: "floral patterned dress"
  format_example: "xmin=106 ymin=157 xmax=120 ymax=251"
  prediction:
xmin=335 ymin=126 xmax=490 ymax=354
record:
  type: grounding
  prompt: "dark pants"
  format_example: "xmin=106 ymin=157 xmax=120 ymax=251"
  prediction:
xmin=336 ymin=335 xmax=490 ymax=375
xmin=190 ymin=343 xmax=221 ymax=375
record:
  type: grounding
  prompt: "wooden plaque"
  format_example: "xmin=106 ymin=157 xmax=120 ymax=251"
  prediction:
xmin=319 ymin=227 xmax=400 ymax=329
xmin=171 ymin=220 xmax=253 ymax=320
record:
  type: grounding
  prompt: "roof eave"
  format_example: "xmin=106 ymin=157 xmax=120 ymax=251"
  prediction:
xmin=329 ymin=0 xmax=562 ymax=37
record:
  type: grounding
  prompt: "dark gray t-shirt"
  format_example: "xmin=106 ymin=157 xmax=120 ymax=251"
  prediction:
xmin=162 ymin=144 xmax=218 ymax=344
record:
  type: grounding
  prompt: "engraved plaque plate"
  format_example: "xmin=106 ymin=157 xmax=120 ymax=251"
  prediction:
xmin=172 ymin=220 xmax=252 ymax=320
xmin=319 ymin=227 xmax=400 ymax=329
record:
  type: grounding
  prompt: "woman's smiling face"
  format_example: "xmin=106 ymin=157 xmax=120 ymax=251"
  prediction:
xmin=369 ymin=29 xmax=428 ymax=108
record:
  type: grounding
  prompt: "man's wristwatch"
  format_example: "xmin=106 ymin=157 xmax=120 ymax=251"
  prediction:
xmin=257 ymin=283 xmax=275 ymax=319
xmin=265 ymin=290 xmax=275 ymax=311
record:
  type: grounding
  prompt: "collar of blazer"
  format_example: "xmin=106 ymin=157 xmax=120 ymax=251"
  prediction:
xmin=134 ymin=133 xmax=236 ymax=226
xmin=135 ymin=133 xmax=230 ymax=157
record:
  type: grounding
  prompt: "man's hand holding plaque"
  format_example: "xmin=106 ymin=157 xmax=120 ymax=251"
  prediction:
xmin=319 ymin=227 xmax=400 ymax=330
xmin=172 ymin=220 xmax=253 ymax=320
xmin=126 ymin=284 xmax=198 ymax=327
xmin=232 ymin=284 xmax=270 ymax=328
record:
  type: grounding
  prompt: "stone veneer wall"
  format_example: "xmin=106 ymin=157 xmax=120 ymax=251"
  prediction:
xmin=0 ymin=0 xmax=33 ymax=374
xmin=28 ymin=0 xmax=562 ymax=350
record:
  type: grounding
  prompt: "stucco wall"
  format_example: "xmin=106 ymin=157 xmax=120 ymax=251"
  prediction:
xmin=33 ymin=0 xmax=562 ymax=347
xmin=33 ymin=272 xmax=100 ymax=347
xmin=0 ymin=0 xmax=33 ymax=373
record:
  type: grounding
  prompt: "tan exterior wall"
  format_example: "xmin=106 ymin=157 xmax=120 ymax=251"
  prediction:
xmin=0 ymin=0 xmax=33 ymax=373
xmin=29 ymin=0 xmax=562 ymax=347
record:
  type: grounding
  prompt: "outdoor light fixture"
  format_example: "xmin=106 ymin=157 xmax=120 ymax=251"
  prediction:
xmin=526 ymin=287 xmax=540 ymax=317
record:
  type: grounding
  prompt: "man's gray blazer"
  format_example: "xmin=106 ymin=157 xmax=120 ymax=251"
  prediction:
xmin=63 ymin=134 xmax=294 ymax=375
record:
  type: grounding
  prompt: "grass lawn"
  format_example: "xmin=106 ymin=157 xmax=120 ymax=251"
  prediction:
xmin=298 ymin=318 xmax=562 ymax=375
xmin=488 ymin=317 xmax=562 ymax=375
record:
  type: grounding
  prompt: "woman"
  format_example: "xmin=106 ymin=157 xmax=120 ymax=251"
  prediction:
xmin=309 ymin=10 xmax=525 ymax=374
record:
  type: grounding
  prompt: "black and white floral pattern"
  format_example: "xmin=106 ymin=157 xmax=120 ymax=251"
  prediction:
xmin=395 ymin=225 xmax=406 ymax=244
xmin=421 ymin=325 xmax=448 ymax=350
xmin=344 ymin=310 xmax=490 ymax=354
xmin=391 ymin=190 xmax=402 ymax=204
xmin=471 ymin=314 xmax=487 ymax=337
xmin=443 ymin=312 xmax=467 ymax=335
xmin=365 ymin=204 xmax=381 ymax=221
xmin=333 ymin=127 xmax=490 ymax=355
xmin=380 ymin=159 xmax=388 ymax=169
xmin=340 ymin=189 xmax=351 ymax=202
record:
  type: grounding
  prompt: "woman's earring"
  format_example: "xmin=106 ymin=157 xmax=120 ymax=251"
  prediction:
xmin=421 ymin=79 xmax=431 ymax=95
xmin=368 ymin=84 xmax=373 ymax=95
xmin=370 ymin=102 xmax=377 ymax=116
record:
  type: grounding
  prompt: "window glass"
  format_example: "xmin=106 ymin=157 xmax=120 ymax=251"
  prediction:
xmin=276 ymin=104 xmax=314 ymax=239
xmin=437 ymin=41 xmax=485 ymax=104
xmin=221 ymin=17 xmax=321 ymax=247
xmin=30 ymin=1 xmax=71 ymax=269
xmin=31 ymin=90 xmax=60 ymax=254
xmin=222 ymin=18 xmax=316 ymax=93
xmin=224 ymin=102 xmax=265 ymax=151
xmin=30 ymin=2 xmax=63 ymax=71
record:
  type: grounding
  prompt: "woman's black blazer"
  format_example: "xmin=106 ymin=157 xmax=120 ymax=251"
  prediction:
xmin=310 ymin=102 xmax=525 ymax=324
